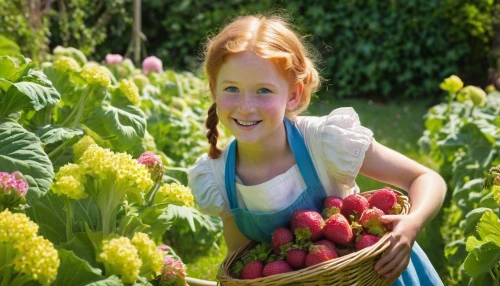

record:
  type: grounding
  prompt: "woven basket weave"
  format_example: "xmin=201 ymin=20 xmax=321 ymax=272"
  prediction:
xmin=218 ymin=190 xmax=411 ymax=286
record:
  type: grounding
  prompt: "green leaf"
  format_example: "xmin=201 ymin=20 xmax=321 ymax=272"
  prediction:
xmin=479 ymin=192 xmax=498 ymax=209
xmin=0 ymin=55 xmax=35 ymax=84
xmin=83 ymin=275 xmax=124 ymax=286
xmin=37 ymin=126 xmax=84 ymax=145
xmin=477 ymin=210 xmax=500 ymax=245
xmin=0 ymin=69 xmax=61 ymax=118
xmin=26 ymin=191 xmax=66 ymax=244
xmin=52 ymin=249 xmax=103 ymax=286
xmin=0 ymin=120 xmax=53 ymax=201
xmin=463 ymin=208 xmax=491 ymax=237
xmin=464 ymin=241 xmax=500 ymax=277
xmin=83 ymin=104 xmax=146 ymax=148
xmin=0 ymin=35 xmax=21 ymax=56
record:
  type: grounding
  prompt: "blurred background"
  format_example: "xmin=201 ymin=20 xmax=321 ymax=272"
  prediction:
xmin=1 ymin=0 xmax=500 ymax=285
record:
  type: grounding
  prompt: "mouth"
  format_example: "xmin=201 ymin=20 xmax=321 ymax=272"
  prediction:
xmin=234 ymin=119 xmax=262 ymax=127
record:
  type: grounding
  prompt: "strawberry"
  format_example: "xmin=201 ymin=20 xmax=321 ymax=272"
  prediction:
xmin=322 ymin=214 xmax=353 ymax=245
xmin=304 ymin=245 xmax=338 ymax=267
xmin=368 ymin=187 xmax=402 ymax=214
xmin=341 ymin=194 xmax=369 ymax=222
xmin=240 ymin=260 xmax=264 ymax=279
xmin=355 ymin=234 xmax=381 ymax=251
xmin=262 ymin=260 xmax=293 ymax=277
xmin=290 ymin=210 xmax=324 ymax=242
xmin=359 ymin=208 xmax=387 ymax=236
xmin=285 ymin=248 xmax=307 ymax=270
xmin=313 ymin=239 xmax=336 ymax=252
xmin=322 ymin=196 xmax=343 ymax=218
xmin=271 ymin=227 xmax=294 ymax=254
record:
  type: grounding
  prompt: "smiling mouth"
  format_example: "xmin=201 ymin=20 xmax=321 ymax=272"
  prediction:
xmin=234 ymin=119 xmax=262 ymax=126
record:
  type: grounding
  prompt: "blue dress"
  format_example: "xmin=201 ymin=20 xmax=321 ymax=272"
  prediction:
xmin=224 ymin=118 xmax=443 ymax=286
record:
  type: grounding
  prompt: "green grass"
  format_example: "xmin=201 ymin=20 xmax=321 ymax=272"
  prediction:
xmin=186 ymin=98 xmax=437 ymax=281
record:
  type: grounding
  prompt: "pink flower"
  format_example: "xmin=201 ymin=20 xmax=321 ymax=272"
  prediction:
xmin=0 ymin=171 xmax=28 ymax=196
xmin=494 ymin=176 xmax=500 ymax=186
xmin=105 ymin=54 xmax=123 ymax=65
xmin=142 ymin=56 xmax=163 ymax=75
xmin=160 ymin=255 xmax=187 ymax=286
xmin=137 ymin=152 xmax=164 ymax=183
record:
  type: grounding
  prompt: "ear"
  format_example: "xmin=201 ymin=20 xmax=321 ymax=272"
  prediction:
xmin=287 ymin=82 xmax=303 ymax=111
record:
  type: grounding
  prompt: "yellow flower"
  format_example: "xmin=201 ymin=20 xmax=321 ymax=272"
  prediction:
xmin=99 ymin=236 xmax=142 ymax=283
xmin=13 ymin=236 xmax=60 ymax=286
xmin=53 ymin=56 xmax=81 ymax=73
xmin=0 ymin=209 xmax=38 ymax=243
xmin=72 ymin=135 xmax=97 ymax=162
xmin=80 ymin=144 xmax=154 ymax=193
xmin=157 ymin=183 xmax=194 ymax=207
xmin=52 ymin=163 xmax=88 ymax=200
xmin=440 ymin=75 xmax=464 ymax=94
xmin=493 ymin=185 xmax=500 ymax=207
xmin=132 ymin=232 xmax=164 ymax=278
xmin=80 ymin=66 xmax=111 ymax=87
xmin=118 ymin=79 xmax=140 ymax=105
xmin=457 ymin=85 xmax=486 ymax=107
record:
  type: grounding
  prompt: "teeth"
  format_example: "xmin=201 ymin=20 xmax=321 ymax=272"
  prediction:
xmin=236 ymin=120 xmax=259 ymax=126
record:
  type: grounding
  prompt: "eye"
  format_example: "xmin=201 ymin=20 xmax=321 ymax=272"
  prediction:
xmin=224 ymin=86 xmax=239 ymax=93
xmin=257 ymin=88 xmax=272 ymax=94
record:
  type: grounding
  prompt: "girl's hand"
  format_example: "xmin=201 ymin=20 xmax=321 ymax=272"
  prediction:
xmin=373 ymin=214 xmax=421 ymax=280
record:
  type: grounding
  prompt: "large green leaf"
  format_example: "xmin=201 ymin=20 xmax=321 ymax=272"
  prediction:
xmin=464 ymin=241 xmax=500 ymax=277
xmin=0 ymin=55 xmax=34 ymax=85
xmin=0 ymin=120 xmax=53 ymax=200
xmin=477 ymin=210 xmax=500 ymax=246
xmin=463 ymin=208 xmax=491 ymax=237
xmin=53 ymin=249 xmax=103 ymax=286
xmin=37 ymin=126 xmax=83 ymax=145
xmin=60 ymin=232 xmax=99 ymax=268
xmin=0 ymin=69 xmax=61 ymax=118
xmin=84 ymin=104 xmax=146 ymax=147
xmin=26 ymin=191 xmax=66 ymax=244
xmin=82 ymin=276 xmax=123 ymax=286
xmin=0 ymin=35 xmax=21 ymax=57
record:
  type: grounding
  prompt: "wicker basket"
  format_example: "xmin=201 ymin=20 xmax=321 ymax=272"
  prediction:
xmin=218 ymin=190 xmax=411 ymax=286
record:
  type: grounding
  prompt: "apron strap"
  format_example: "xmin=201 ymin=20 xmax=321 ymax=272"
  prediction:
xmin=225 ymin=118 xmax=323 ymax=209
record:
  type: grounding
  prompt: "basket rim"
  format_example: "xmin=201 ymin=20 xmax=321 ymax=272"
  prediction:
xmin=218 ymin=189 xmax=411 ymax=284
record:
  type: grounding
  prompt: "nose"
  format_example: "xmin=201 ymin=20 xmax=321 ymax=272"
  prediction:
xmin=237 ymin=92 xmax=256 ymax=114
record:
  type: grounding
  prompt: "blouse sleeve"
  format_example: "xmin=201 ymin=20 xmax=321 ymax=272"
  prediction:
xmin=319 ymin=107 xmax=373 ymax=184
xmin=188 ymin=154 xmax=231 ymax=217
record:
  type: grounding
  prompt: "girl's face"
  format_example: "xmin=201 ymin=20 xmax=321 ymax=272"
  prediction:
xmin=213 ymin=51 xmax=300 ymax=146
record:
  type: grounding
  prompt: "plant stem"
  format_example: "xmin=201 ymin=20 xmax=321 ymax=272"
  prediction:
xmin=8 ymin=273 xmax=32 ymax=286
xmin=0 ymin=245 xmax=13 ymax=286
xmin=47 ymin=138 xmax=73 ymax=161
xmin=64 ymin=198 xmax=74 ymax=241
xmin=147 ymin=183 xmax=161 ymax=207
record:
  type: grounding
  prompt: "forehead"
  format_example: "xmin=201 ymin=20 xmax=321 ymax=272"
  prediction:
xmin=217 ymin=51 xmax=286 ymax=84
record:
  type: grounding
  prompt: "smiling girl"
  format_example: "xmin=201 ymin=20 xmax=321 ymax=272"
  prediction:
xmin=189 ymin=14 xmax=445 ymax=285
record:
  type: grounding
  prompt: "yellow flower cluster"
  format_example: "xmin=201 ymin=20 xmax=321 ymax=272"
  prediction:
xmin=51 ymin=163 xmax=88 ymax=200
xmin=80 ymin=66 xmax=111 ymax=87
xmin=0 ymin=210 xmax=59 ymax=285
xmin=14 ymin=236 xmax=60 ymax=285
xmin=118 ymin=79 xmax=141 ymax=105
xmin=131 ymin=232 xmax=164 ymax=278
xmin=440 ymin=75 xmax=463 ymax=94
xmin=80 ymin=144 xmax=153 ymax=193
xmin=157 ymin=183 xmax=194 ymax=207
xmin=99 ymin=236 xmax=142 ymax=283
xmin=493 ymin=185 xmax=500 ymax=207
xmin=53 ymin=56 xmax=81 ymax=73
xmin=0 ymin=209 xmax=38 ymax=243
xmin=457 ymin=86 xmax=486 ymax=107
xmin=72 ymin=135 xmax=97 ymax=162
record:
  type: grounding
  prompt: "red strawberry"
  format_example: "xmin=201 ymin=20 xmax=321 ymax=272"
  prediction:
xmin=262 ymin=260 xmax=293 ymax=277
xmin=304 ymin=245 xmax=338 ymax=267
xmin=285 ymin=248 xmax=307 ymax=269
xmin=322 ymin=196 xmax=343 ymax=218
xmin=322 ymin=214 xmax=353 ymax=245
xmin=241 ymin=260 xmax=264 ymax=279
xmin=341 ymin=194 xmax=369 ymax=222
xmin=368 ymin=187 xmax=402 ymax=214
xmin=313 ymin=239 xmax=336 ymax=252
xmin=290 ymin=210 xmax=324 ymax=242
xmin=359 ymin=208 xmax=387 ymax=236
xmin=271 ymin=227 xmax=294 ymax=254
xmin=355 ymin=234 xmax=381 ymax=251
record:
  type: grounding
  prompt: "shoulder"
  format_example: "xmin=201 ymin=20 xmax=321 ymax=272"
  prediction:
xmin=188 ymin=145 xmax=231 ymax=217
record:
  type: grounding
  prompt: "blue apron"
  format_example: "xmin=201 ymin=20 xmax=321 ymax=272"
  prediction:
xmin=225 ymin=118 xmax=444 ymax=285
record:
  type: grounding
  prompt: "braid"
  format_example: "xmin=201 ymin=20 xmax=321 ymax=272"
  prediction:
xmin=205 ymin=102 xmax=222 ymax=159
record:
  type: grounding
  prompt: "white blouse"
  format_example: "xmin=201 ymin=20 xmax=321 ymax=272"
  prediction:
xmin=188 ymin=107 xmax=374 ymax=218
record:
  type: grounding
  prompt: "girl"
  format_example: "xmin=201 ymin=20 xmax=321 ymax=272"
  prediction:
xmin=188 ymin=14 xmax=446 ymax=285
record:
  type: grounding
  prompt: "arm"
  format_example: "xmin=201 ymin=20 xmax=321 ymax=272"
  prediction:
xmin=359 ymin=139 xmax=446 ymax=278
xmin=222 ymin=216 xmax=250 ymax=256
